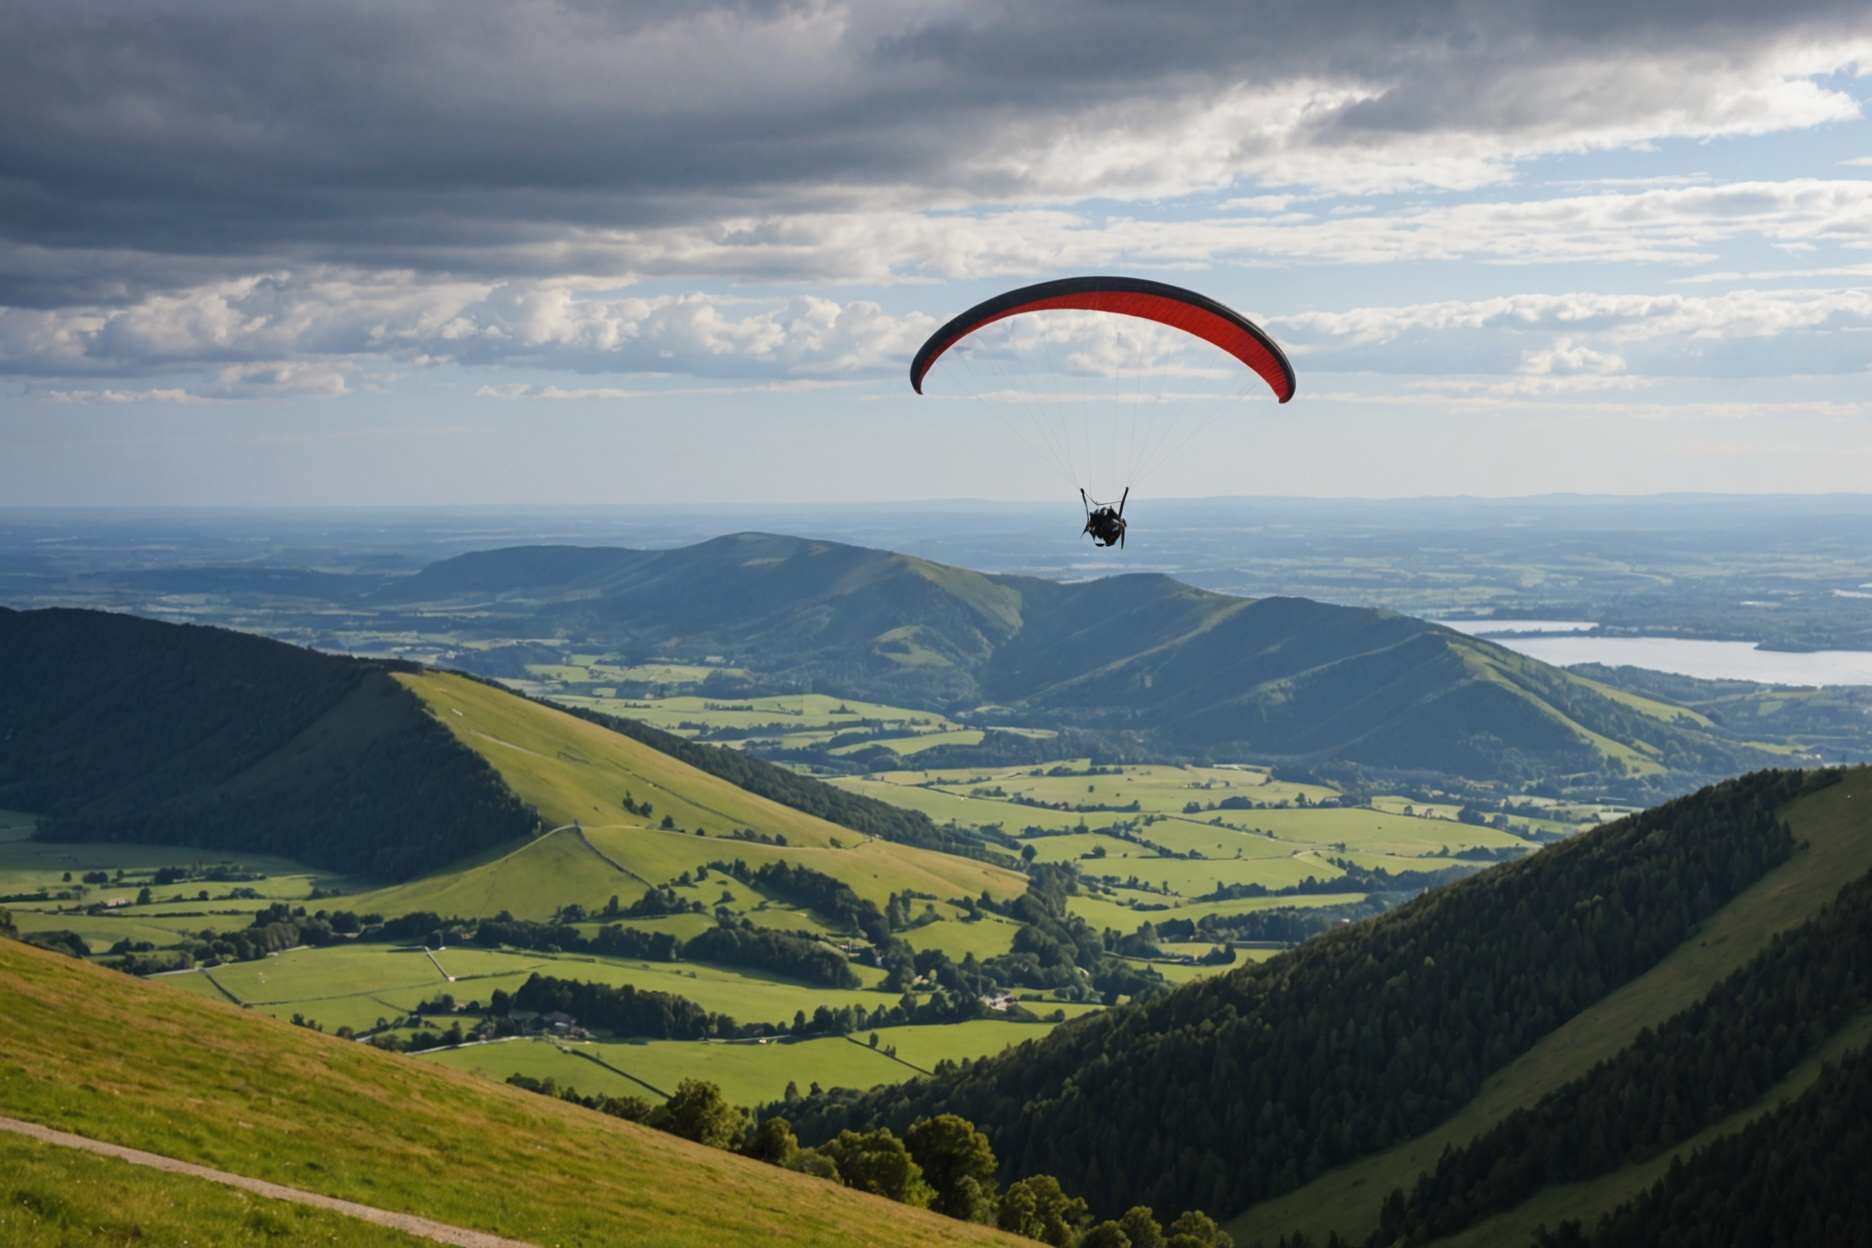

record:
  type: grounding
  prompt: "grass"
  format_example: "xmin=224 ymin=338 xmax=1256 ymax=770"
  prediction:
xmin=0 ymin=1133 xmax=426 ymax=1247
xmin=831 ymin=729 xmax=986 ymax=757
xmin=898 ymin=916 xmax=1023 ymax=961
xmin=0 ymin=938 xmax=1022 ymax=1247
xmin=864 ymin=1019 xmax=1067 ymax=1072
xmin=350 ymin=674 xmax=1028 ymax=924
xmin=156 ymin=941 xmax=899 ymax=1031
xmin=421 ymin=1019 xmax=1078 ymax=1111
xmin=1228 ymin=766 xmax=1872 ymax=1248
xmin=551 ymin=691 xmax=957 ymax=750
xmin=399 ymin=671 xmax=858 ymax=846
xmin=572 ymin=1036 xmax=908 ymax=1107
xmin=1063 ymin=890 xmax=1364 ymax=932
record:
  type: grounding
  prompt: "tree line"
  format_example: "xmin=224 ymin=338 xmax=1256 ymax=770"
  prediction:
xmin=505 ymin=1070 xmax=1234 ymax=1248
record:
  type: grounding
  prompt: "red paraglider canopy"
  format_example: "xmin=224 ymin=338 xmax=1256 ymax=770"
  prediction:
xmin=909 ymin=275 xmax=1295 ymax=403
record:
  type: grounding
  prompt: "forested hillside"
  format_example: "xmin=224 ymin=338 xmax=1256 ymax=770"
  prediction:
xmin=785 ymin=769 xmax=1835 ymax=1220
xmin=1378 ymin=846 xmax=1872 ymax=1244
xmin=0 ymin=608 xmax=536 ymax=879
xmin=1533 ymin=1043 xmax=1872 ymax=1248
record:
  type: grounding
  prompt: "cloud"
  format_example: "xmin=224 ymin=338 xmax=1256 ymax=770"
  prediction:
xmin=0 ymin=269 xmax=935 ymax=383
xmin=1274 ymin=286 xmax=1872 ymax=378
xmin=3 ymin=1 xmax=1869 ymax=304
xmin=1520 ymin=338 xmax=1627 ymax=376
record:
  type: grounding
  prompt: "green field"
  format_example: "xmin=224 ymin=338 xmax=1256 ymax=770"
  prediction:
xmin=550 ymin=690 xmax=961 ymax=754
xmin=156 ymin=941 xmax=902 ymax=1032
xmin=836 ymin=765 xmax=1531 ymax=933
xmin=421 ymin=1017 xmax=1078 ymax=1109
xmin=1229 ymin=769 xmax=1872 ymax=1248
xmin=0 ymin=935 xmax=1019 ymax=1246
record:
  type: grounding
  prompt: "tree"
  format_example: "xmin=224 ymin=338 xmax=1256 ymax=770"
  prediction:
xmin=1118 ymin=1206 xmax=1166 ymax=1248
xmin=997 ymin=1174 xmax=1088 ymax=1246
xmin=1083 ymin=1222 xmax=1133 ymax=1248
xmin=905 ymin=1114 xmax=998 ymax=1221
xmin=1021 ymin=843 xmax=1039 ymax=865
xmin=745 ymin=1116 xmax=799 ymax=1166
xmin=787 ymin=1148 xmax=840 ymax=1180
xmin=1166 ymin=1210 xmax=1231 ymax=1248
xmin=647 ymin=1079 xmax=747 ymax=1150
xmin=820 ymin=1128 xmax=934 ymax=1207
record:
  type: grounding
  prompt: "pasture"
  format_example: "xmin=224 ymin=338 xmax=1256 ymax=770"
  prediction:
xmin=419 ymin=1015 xmax=1079 ymax=1109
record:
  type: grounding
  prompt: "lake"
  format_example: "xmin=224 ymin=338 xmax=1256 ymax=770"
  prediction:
xmin=1481 ymin=635 xmax=1872 ymax=687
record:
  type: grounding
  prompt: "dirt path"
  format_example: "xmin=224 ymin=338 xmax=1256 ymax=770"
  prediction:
xmin=0 ymin=1115 xmax=533 ymax=1248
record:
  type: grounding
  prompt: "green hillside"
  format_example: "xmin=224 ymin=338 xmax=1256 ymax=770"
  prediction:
xmin=352 ymin=670 xmax=1027 ymax=919
xmin=400 ymin=534 xmax=1786 ymax=788
xmin=0 ymin=936 xmax=1020 ymax=1247
xmin=0 ymin=608 xmax=535 ymax=879
xmin=782 ymin=768 xmax=1850 ymax=1224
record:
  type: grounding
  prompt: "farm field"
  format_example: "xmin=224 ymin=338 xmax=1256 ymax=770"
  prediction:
xmin=421 ymin=1015 xmax=1080 ymax=1110
xmin=154 ymin=942 xmax=903 ymax=1032
xmin=549 ymin=690 xmax=960 ymax=751
xmin=872 ymin=1019 xmax=1069 ymax=1072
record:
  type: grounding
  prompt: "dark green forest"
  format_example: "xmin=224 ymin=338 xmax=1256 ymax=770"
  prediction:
xmin=785 ymin=769 xmax=1831 ymax=1220
xmin=1370 ymin=856 xmax=1872 ymax=1244
xmin=1532 ymin=1043 xmax=1872 ymax=1248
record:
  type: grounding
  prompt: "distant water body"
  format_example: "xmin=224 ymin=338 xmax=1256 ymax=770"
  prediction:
xmin=1436 ymin=621 xmax=1872 ymax=687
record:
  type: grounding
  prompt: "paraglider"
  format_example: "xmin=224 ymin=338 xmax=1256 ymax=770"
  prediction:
xmin=909 ymin=276 xmax=1294 ymax=549
xmin=1082 ymin=488 xmax=1127 ymax=548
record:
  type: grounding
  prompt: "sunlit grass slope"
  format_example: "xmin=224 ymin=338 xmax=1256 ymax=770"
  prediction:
xmin=0 ymin=1134 xmax=424 ymax=1247
xmin=0 ymin=937 xmax=1020 ymax=1247
xmin=398 ymin=670 xmax=854 ymax=845
xmin=1228 ymin=766 xmax=1872 ymax=1248
xmin=353 ymin=671 xmax=1026 ymax=919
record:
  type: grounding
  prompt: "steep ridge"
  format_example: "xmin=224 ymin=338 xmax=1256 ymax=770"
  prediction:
xmin=0 ymin=608 xmax=535 ymax=879
xmin=0 ymin=936 xmax=1019 ymax=1247
xmin=1230 ymin=768 xmax=1872 ymax=1245
xmin=782 ymin=769 xmax=1839 ymax=1222
xmin=401 ymin=534 xmax=1779 ymax=785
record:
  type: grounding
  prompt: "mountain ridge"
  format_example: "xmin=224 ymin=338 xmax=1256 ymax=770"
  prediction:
xmin=393 ymin=533 xmax=1783 ymax=787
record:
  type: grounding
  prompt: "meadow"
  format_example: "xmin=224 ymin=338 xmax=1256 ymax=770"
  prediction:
xmin=0 ymin=938 xmax=1019 ymax=1247
xmin=417 ymin=1015 xmax=1078 ymax=1107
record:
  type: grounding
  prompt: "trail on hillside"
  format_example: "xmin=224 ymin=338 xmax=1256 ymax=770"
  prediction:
xmin=0 ymin=1115 xmax=534 ymax=1248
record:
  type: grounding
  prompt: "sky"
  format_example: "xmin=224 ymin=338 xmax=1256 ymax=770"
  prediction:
xmin=3 ymin=1 xmax=1871 ymax=506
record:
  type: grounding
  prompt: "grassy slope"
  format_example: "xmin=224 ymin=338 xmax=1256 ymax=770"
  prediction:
xmin=0 ymin=1134 xmax=424 ymax=1247
xmin=352 ymin=671 xmax=1026 ymax=919
xmin=0 ymin=938 xmax=1020 ymax=1248
xmin=1228 ymin=766 xmax=1872 ymax=1247
xmin=398 ymin=670 xmax=851 ymax=845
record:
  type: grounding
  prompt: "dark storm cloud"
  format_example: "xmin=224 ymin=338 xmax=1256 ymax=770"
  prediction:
xmin=1 ymin=0 xmax=1868 ymax=307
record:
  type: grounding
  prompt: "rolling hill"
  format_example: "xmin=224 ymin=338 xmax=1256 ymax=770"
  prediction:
xmin=0 ymin=607 xmax=536 ymax=879
xmin=352 ymin=669 xmax=1028 ymax=919
xmin=0 ymin=934 xmax=1020 ymax=1247
xmin=395 ymin=533 xmax=1785 ymax=787
xmin=0 ymin=608 xmax=1007 ymax=886
xmin=780 ymin=766 xmax=1872 ymax=1240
